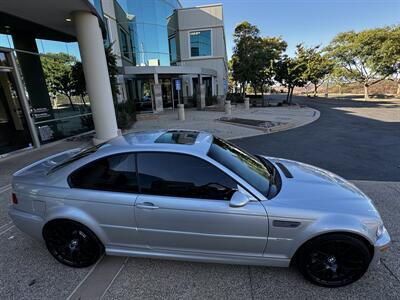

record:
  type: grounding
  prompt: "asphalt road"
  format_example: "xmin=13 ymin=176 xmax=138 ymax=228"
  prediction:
xmin=233 ymin=96 xmax=400 ymax=182
xmin=0 ymin=96 xmax=399 ymax=299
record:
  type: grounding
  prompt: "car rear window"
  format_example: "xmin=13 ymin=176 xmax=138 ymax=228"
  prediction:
xmin=47 ymin=142 xmax=107 ymax=174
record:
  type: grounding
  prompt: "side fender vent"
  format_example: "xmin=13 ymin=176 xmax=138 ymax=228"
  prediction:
xmin=276 ymin=162 xmax=293 ymax=178
xmin=273 ymin=220 xmax=301 ymax=228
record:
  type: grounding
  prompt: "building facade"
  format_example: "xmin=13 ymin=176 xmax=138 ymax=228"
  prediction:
xmin=104 ymin=0 xmax=228 ymax=113
xmin=0 ymin=0 xmax=228 ymax=157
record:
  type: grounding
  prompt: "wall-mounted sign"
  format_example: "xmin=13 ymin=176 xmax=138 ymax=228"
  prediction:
xmin=223 ymin=79 xmax=228 ymax=92
xmin=175 ymin=79 xmax=181 ymax=91
xmin=32 ymin=107 xmax=51 ymax=119
xmin=38 ymin=125 xmax=54 ymax=142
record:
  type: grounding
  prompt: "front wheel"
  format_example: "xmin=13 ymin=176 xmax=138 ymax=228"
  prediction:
xmin=43 ymin=220 xmax=104 ymax=268
xmin=297 ymin=234 xmax=371 ymax=287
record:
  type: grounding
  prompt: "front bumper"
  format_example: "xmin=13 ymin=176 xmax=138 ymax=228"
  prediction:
xmin=371 ymin=226 xmax=391 ymax=264
xmin=8 ymin=206 xmax=44 ymax=241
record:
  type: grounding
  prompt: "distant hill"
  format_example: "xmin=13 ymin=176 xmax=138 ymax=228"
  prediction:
xmin=296 ymin=80 xmax=398 ymax=97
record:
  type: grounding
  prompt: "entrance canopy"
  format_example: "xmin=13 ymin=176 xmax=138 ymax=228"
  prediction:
xmin=0 ymin=0 xmax=103 ymax=42
xmin=124 ymin=66 xmax=218 ymax=77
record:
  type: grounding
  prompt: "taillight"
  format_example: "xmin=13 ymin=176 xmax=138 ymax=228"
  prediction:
xmin=12 ymin=193 xmax=18 ymax=204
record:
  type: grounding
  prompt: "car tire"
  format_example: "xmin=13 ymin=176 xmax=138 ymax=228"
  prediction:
xmin=297 ymin=234 xmax=371 ymax=287
xmin=43 ymin=219 xmax=104 ymax=268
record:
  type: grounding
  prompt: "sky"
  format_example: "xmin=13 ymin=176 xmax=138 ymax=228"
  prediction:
xmin=181 ymin=0 xmax=400 ymax=58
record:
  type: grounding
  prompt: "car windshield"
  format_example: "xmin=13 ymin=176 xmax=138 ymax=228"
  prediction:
xmin=207 ymin=136 xmax=271 ymax=196
xmin=47 ymin=142 xmax=107 ymax=174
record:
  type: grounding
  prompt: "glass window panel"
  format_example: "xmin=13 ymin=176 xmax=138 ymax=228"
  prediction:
xmin=0 ymin=34 xmax=13 ymax=49
xmin=137 ymin=152 xmax=237 ymax=200
xmin=141 ymin=0 xmax=157 ymax=25
xmin=168 ymin=36 xmax=177 ymax=62
xmin=0 ymin=52 xmax=8 ymax=66
xmin=119 ymin=28 xmax=130 ymax=59
xmin=190 ymin=30 xmax=212 ymax=57
xmin=208 ymin=137 xmax=271 ymax=196
xmin=69 ymin=153 xmax=138 ymax=193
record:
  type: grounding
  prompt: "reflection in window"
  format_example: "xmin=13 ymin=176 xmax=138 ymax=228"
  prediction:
xmin=120 ymin=28 xmax=131 ymax=59
xmin=168 ymin=36 xmax=177 ymax=62
xmin=190 ymin=30 xmax=211 ymax=57
xmin=208 ymin=137 xmax=271 ymax=196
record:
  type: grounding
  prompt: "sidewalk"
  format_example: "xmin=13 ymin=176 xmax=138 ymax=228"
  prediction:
xmin=131 ymin=104 xmax=320 ymax=140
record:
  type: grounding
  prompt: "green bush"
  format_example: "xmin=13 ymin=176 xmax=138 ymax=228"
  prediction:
xmin=115 ymin=99 xmax=136 ymax=130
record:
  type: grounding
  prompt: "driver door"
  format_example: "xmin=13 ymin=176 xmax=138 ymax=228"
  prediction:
xmin=134 ymin=152 xmax=268 ymax=257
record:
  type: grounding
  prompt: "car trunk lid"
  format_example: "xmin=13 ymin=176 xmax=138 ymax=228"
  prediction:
xmin=13 ymin=148 xmax=80 ymax=182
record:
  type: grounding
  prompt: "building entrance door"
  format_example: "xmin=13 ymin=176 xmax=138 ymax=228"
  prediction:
xmin=161 ymin=79 xmax=173 ymax=109
xmin=0 ymin=52 xmax=33 ymax=155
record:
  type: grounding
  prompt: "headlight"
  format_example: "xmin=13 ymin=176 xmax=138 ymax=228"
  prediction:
xmin=376 ymin=223 xmax=384 ymax=238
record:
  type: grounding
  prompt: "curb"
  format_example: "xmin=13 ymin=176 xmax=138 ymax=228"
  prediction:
xmin=218 ymin=108 xmax=320 ymax=140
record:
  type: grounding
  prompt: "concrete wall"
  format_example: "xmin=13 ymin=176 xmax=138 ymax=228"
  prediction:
xmin=173 ymin=4 xmax=228 ymax=96
xmin=101 ymin=0 xmax=122 ymax=67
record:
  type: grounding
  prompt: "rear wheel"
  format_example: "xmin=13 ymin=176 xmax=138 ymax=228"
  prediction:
xmin=43 ymin=220 xmax=104 ymax=268
xmin=297 ymin=234 xmax=371 ymax=287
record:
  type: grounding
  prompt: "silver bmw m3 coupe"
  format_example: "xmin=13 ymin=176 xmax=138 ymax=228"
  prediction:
xmin=9 ymin=130 xmax=390 ymax=287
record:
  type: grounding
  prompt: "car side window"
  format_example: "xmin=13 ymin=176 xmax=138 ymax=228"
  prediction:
xmin=137 ymin=152 xmax=237 ymax=200
xmin=69 ymin=153 xmax=138 ymax=193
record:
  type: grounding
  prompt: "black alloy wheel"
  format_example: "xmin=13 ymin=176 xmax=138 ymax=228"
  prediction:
xmin=43 ymin=220 xmax=104 ymax=268
xmin=298 ymin=234 xmax=371 ymax=287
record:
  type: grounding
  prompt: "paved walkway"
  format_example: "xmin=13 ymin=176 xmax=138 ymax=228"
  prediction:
xmin=130 ymin=104 xmax=320 ymax=140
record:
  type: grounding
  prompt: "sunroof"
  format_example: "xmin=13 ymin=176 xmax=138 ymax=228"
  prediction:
xmin=155 ymin=131 xmax=199 ymax=145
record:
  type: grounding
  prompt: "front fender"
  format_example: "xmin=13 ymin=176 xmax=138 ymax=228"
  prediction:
xmin=289 ymin=214 xmax=376 ymax=257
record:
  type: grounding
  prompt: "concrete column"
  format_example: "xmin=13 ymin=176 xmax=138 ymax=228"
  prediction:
xmin=153 ymin=84 xmax=163 ymax=113
xmin=225 ymin=100 xmax=232 ymax=115
xmin=244 ymin=97 xmax=250 ymax=110
xmin=197 ymin=74 xmax=206 ymax=110
xmin=72 ymin=11 xmax=118 ymax=143
xmin=178 ymin=104 xmax=185 ymax=121
xmin=217 ymin=96 xmax=225 ymax=108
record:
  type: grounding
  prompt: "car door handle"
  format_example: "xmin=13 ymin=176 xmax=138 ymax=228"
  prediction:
xmin=136 ymin=202 xmax=159 ymax=209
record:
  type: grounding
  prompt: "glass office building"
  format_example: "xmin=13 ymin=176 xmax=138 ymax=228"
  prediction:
xmin=0 ymin=0 xmax=226 ymax=156
xmin=115 ymin=0 xmax=181 ymax=67
xmin=0 ymin=34 xmax=93 ymax=156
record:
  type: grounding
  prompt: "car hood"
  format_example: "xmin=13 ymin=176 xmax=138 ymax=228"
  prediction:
xmin=265 ymin=157 xmax=380 ymax=218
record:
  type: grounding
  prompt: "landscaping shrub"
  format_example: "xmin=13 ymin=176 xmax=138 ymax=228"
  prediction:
xmin=115 ymin=99 xmax=136 ymax=130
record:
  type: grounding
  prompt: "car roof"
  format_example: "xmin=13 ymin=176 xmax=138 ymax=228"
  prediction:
xmin=97 ymin=130 xmax=214 ymax=155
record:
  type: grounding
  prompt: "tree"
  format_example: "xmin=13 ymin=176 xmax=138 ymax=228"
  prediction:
xmin=41 ymin=53 xmax=77 ymax=110
xmin=274 ymin=46 xmax=308 ymax=104
xmin=231 ymin=21 xmax=261 ymax=98
xmin=104 ymin=44 xmax=120 ymax=103
xmin=298 ymin=45 xmax=334 ymax=97
xmin=253 ymin=37 xmax=287 ymax=95
xmin=326 ymin=27 xmax=396 ymax=99
xmin=71 ymin=62 xmax=87 ymax=107
xmin=378 ymin=26 xmax=400 ymax=96
xmin=231 ymin=22 xmax=287 ymax=97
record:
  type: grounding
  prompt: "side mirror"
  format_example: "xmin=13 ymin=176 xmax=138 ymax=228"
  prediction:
xmin=229 ymin=191 xmax=251 ymax=208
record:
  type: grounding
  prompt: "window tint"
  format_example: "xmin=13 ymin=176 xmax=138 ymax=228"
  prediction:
xmin=137 ymin=153 xmax=237 ymax=200
xmin=69 ymin=153 xmax=138 ymax=193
